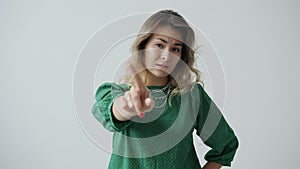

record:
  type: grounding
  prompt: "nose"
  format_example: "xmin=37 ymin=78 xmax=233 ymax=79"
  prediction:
xmin=161 ymin=48 xmax=170 ymax=60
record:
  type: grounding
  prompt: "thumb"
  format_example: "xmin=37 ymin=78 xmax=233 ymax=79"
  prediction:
xmin=144 ymin=97 xmax=154 ymax=112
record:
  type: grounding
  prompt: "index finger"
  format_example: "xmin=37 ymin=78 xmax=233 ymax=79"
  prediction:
xmin=127 ymin=61 xmax=147 ymax=91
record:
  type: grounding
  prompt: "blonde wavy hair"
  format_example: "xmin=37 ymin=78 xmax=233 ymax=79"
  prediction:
xmin=123 ymin=9 xmax=203 ymax=104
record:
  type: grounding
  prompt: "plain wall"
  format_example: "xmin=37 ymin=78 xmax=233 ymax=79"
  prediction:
xmin=1 ymin=0 xmax=299 ymax=168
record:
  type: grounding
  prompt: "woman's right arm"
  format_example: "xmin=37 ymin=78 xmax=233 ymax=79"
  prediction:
xmin=112 ymin=85 xmax=154 ymax=121
xmin=92 ymin=83 xmax=153 ymax=131
xmin=92 ymin=83 xmax=132 ymax=132
xmin=112 ymin=63 xmax=154 ymax=121
xmin=93 ymin=63 xmax=153 ymax=131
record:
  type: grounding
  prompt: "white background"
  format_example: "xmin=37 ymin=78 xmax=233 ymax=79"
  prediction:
xmin=1 ymin=0 xmax=299 ymax=168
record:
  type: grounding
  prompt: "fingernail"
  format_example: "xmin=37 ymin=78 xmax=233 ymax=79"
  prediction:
xmin=139 ymin=112 xmax=144 ymax=118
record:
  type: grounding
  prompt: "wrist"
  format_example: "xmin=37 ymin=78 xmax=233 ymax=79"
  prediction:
xmin=202 ymin=162 xmax=222 ymax=169
xmin=112 ymin=102 xmax=131 ymax=121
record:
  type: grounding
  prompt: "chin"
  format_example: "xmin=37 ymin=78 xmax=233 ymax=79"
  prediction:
xmin=149 ymin=69 xmax=169 ymax=78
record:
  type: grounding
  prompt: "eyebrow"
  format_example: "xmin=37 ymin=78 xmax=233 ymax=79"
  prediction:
xmin=155 ymin=38 xmax=183 ymax=47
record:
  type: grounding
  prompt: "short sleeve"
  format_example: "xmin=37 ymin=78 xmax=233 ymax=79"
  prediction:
xmin=92 ymin=82 xmax=132 ymax=132
xmin=195 ymin=84 xmax=239 ymax=166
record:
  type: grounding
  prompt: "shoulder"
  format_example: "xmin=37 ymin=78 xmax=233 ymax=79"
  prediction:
xmin=96 ymin=82 xmax=129 ymax=90
xmin=95 ymin=82 xmax=130 ymax=98
xmin=187 ymin=82 xmax=204 ymax=95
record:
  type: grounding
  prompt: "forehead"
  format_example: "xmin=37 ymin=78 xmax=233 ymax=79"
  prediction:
xmin=151 ymin=25 xmax=183 ymax=43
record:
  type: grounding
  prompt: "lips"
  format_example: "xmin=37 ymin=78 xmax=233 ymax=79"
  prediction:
xmin=156 ymin=64 xmax=169 ymax=69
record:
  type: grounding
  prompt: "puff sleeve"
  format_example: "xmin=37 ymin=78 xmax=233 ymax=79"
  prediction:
xmin=92 ymin=82 xmax=132 ymax=132
xmin=195 ymin=84 xmax=239 ymax=166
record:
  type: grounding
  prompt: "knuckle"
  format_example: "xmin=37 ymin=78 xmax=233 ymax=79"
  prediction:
xmin=125 ymin=91 xmax=130 ymax=98
xmin=131 ymin=92 xmax=139 ymax=99
xmin=120 ymin=104 xmax=127 ymax=110
xmin=135 ymin=88 xmax=141 ymax=93
xmin=131 ymin=86 xmax=141 ymax=94
xmin=130 ymin=86 xmax=136 ymax=91
xmin=120 ymin=97 xmax=128 ymax=108
xmin=120 ymin=103 xmax=127 ymax=110
xmin=128 ymin=102 xmax=133 ymax=109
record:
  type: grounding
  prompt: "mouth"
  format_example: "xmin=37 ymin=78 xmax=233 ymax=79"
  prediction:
xmin=156 ymin=64 xmax=169 ymax=69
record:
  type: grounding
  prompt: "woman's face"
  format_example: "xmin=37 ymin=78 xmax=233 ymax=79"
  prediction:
xmin=143 ymin=25 xmax=183 ymax=78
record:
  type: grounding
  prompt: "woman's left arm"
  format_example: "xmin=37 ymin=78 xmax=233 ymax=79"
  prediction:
xmin=195 ymin=84 xmax=239 ymax=167
xmin=202 ymin=161 xmax=222 ymax=169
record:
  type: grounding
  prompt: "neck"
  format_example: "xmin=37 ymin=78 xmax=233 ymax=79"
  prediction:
xmin=146 ymin=75 xmax=169 ymax=86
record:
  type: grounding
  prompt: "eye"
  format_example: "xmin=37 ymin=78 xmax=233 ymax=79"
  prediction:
xmin=172 ymin=47 xmax=181 ymax=53
xmin=156 ymin=44 xmax=164 ymax=49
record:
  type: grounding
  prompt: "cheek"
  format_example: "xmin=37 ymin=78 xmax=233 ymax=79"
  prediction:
xmin=172 ymin=55 xmax=181 ymax=65
xmin=144 ymin=50 xmax=158 ymax=63
xmin=143 ymin=52 xmax=153 ymax=67
xmin=169 ymin=56 xmax=181 ymax=71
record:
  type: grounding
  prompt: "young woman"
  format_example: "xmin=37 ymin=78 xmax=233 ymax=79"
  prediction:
xmin=92 ymin=9 xmax=239 ymax=169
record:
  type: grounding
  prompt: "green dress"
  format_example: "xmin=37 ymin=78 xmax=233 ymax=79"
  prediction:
xmin=92 ymin=82 xmax=239 ymax=169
